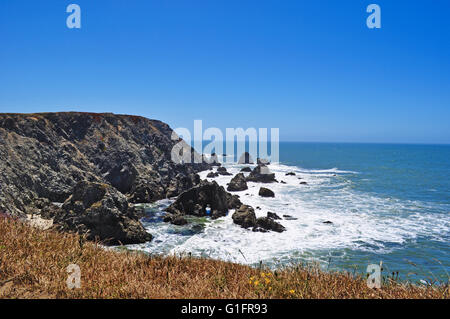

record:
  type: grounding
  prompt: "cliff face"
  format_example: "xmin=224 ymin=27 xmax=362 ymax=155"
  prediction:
xmin=0 ymin=112 xmax=208 ymax=244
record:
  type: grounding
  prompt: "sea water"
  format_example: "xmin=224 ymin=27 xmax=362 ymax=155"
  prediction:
xmin=130 ymin=143 xmax=450 ymax=283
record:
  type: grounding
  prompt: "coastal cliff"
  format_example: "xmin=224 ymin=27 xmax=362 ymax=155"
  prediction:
xmin=0 ymin=112 xmax=208 ymax=244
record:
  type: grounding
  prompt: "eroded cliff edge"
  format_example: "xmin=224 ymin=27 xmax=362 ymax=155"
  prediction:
xmin=0 ymin=112 xmax=209 ymax=244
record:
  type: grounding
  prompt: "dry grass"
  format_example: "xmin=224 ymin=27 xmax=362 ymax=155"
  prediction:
xmin=0 ymin=217 xmax=448 ymax=299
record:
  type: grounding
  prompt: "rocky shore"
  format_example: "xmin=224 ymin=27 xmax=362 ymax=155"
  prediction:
xmin=0 ymin=112 xmax=285 ymax=245
xmin=0 ymin=112 xmax=209 ymax=244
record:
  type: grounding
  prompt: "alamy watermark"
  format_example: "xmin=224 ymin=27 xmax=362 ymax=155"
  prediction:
xmin=66 ymin=4 xmax=81 ymax=29
xmin=366 ymin=4 xmax=381 ymax=29
xmin=66 ymin=264 xmax=81 ymax=289
xmin=170 ymin=120 xmax=279 ymax=166
xmin=65 ymin=4 xmax=381 ymax=30
xmin=367 ymin=262 xmax=382 ymax=289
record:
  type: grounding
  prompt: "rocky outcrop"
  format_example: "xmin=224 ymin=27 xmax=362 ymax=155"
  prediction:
xmin=240 ymin=167 xmax=252 ymax=172
xmin=246 ymin=165 xmax=277 ymax=183
xmin=207 ymin=172 xmax=219 ymax=178
xmin=285 ymin=172 xmax=296 ymax=176
xmin=227 ymin=173 xmax=248 ymax=192
xmin=165 ymin=180 xmax=242 ymax=222
xmin=238 ymin=152 xmax=254 ymax=164
xmin=232 ymin=205 xmax=256 ymax=228
xmin=232 ymin=205 xmax=286 ymax=233
xmin=267 ymin=212 xmax=281 ymax=220
xmin=205 ymin=153 xmax=221 ymax=166
xmin=253 ymin=217 xmax=286 ymax=233
xmin=217 ymin=167 xmax=232 ymax=176
xmin=258 ymin=187 xmax=275 ymax=197
xmin=53 ymin=181 xmax=152 ymax=245
xmin=0 ymin=112 xmax=210 ymax=243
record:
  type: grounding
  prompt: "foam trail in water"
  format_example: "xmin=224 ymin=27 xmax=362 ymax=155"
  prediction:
xmin=133 ymin=162 xmax=450 ymax=268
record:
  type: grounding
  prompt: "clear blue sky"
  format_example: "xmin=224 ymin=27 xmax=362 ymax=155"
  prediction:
xmin=1 ymin=0 xmax=449 ymax=143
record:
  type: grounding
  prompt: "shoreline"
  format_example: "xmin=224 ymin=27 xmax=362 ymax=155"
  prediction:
xmin=0 ymin=217 xmax=447 ymax=299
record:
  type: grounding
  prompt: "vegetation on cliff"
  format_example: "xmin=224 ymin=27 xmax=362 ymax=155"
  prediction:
xmin=0 ymin=217 xmax=447 ymax=299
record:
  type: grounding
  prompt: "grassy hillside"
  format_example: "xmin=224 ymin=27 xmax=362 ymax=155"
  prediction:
xmin=0 ymin=216 xmax=447 ymax=299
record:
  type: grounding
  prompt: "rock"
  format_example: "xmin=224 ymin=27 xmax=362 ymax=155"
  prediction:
xmin=240 ymin=166 xmax=252 ymax=172
xmin=246 ymin=165 xmax=277 ymax=183
xmin=232 ymin=205 xmax=256 ymax=228
xmin=283 ymin=214 xmax=298 ymax=221
xmin=54 ymin=181 xmax=152 ymax=245
xmin=207 ymin=172 xmax=219 ymax=178
xmin=280 ymin=181 xmax=286 ymax=184
xmin=217 ymin=166 xmax=232 ymax=176
xmin=257 ymin=158 xmax=270 ymax=165
xmin=129 ymin=182 xmax=165 ymax=203
xmin=0 ymin=112 xmax=210 ymax=221
xmin=258 ymin=187 xmax=275 ymax=197
xmin=254 ymin=217 xmax=286 ymax=233
xmin=267 ymin=212 xmax=281 ymax=220
xmin=165 ymin=180 xmax=242 ymax=219
xmin=300 ymin=181 xmax=308 ymax=185
xmin=227 ymin=173 xmax=248 ymax=192
xmin=104 ymin=164 xmax=138 ymax=194
xmin=285 ymin=172 xmax=296 ymax=176
xmin=323 ymin=221 xmax=333 ymax=224
xmin=232 ymin=205 xmax=285 ymax=232
xmin=205 ymin=153 xmax=221 ymax=166
xmin=172 ymin=215 xmax=188 ymax=226
xmin=238 ymin=152 xmax=254 ymax=164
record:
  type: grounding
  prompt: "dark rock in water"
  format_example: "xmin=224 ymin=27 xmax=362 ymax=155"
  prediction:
xmin=257 ymin=158 xmax=270 ymax=165
xmin=0 ymin=112 xmax=210 ymax=243
xmin=253 ymin=228 xmax=268 ymax=233
xmin=283 ymin=214 xmax=298 ymax=221
xmin=300 ymin=181 xmax=308 ymax=185
xmin=217 ymin=166 xmax=232 ymax=176
xmin=240 ymin=166 xmax=252 ymax=173
xmin=280 ymin=180 xmax=286 ymax=184
xmin=323 ymin=221 xmax=333 ymax=224
xmin=53 ymin=181 xmax=152 ymax=245
xmin=172 ymin=215 xmax=188 ymax=226
xmin=232 ymin=205 xmax=285 ymax=232
xmin=166 ymin=180 xmax=242 ymax=219
xmin=267 ymin=212 xmax=282 ymax=220
xmin=256 ymin=206 xmax=261 ymax=210
xmin=227 ymin=173 xmax=248 ymax=192
xmin=238 ymin=152 xmax=254 ymax=164
xmin=259 ymin=187 xmax=275 ymax=197
xmin=232 ymin=205 xmax=256 ymax=228
xmin=254 ymin=217 xmax=286 ymax=233
xmin=205 ymin=153 xmax=221 ymax=166
xmin=285 ymin=172 xmax=296 ymax=176
xmin=246 ymin=165 xmax=277 ymax=183
xmin=207 ymin=172 xmax=219 ymax=178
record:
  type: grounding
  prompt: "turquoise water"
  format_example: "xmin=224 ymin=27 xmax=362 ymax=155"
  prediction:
xmin=278 ymin=142 xmax=450 ymax=282
xmin=133 ymin=142 xmax=449 ymax=283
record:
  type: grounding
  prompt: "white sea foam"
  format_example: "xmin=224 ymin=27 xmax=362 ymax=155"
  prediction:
xmin=133 ymin=162 xmax=450 ymax=268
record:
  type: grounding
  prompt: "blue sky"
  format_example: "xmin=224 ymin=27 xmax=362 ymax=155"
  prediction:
xmin=0 ymin=0 xmax=449 ymax=143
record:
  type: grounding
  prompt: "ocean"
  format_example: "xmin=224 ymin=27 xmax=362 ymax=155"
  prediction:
xmin=129 ymin=142 xmax=450 ymax=283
